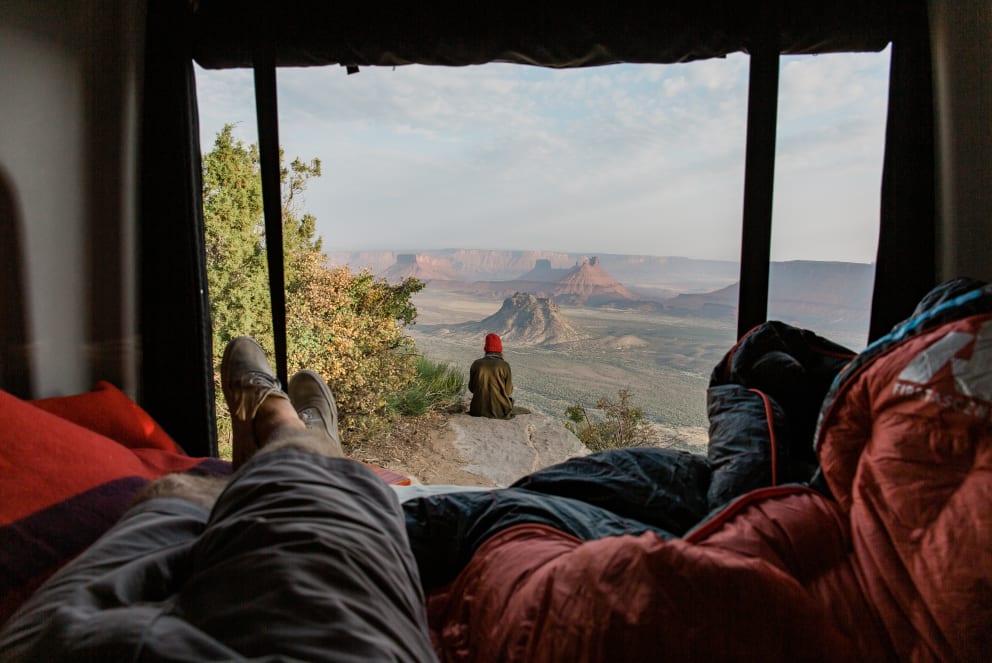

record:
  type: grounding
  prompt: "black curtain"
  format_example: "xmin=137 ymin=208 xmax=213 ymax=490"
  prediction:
xmin=193 ymin=2 xmax=895 ymax=69
xmin=0 ymin=170 xmax=31 ymax=398
xmin=139 ymin=0 xmax=216 ymax=457
xmin=869 ymin=1 xmax=936 ymax=341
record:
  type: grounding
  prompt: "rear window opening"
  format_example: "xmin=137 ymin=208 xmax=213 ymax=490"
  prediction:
xmin=770 ymin=48 xmax=890 ymax=349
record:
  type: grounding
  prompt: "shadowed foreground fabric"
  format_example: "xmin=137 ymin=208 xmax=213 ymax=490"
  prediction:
xmin=0 ymin=452 xmax=437 ymax=662
xmin=0 ymin=380 xmax=410 ymax=631
xmin=0 ymin=382 xmax=229 ymax=627
xmin=425 ymin=283 xmax=992 ymax=661
xmin=816 ymin=283 xmax=992 ymax=661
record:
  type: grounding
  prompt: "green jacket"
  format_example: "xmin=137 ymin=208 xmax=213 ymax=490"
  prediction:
xmin=468 ymin=353 xmax=513 ymax=418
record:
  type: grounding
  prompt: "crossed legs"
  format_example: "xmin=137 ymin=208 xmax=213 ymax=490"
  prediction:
xmin=133 ymin=336 xmax=343 ymax=508
xmin=128 ymin=395 xmax=321 ymax=509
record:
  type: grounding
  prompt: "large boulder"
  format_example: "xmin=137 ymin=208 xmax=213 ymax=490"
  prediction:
xmin=448 ymin=411 xmax=589 ymax=486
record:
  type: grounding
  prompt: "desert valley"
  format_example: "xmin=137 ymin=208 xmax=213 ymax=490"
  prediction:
xmin=329 ymin=249 xmax=876 ymax=450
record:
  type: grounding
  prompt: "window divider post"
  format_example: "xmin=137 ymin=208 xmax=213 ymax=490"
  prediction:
xmin=737 ymin=46 xmax=780 ymax=340
xmin=253 ymin=45 xmax=289 ymax=388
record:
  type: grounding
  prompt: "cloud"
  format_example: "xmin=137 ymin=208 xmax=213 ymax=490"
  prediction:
xmin=195 ymin=67 xmax=257 ymax=145
xmin=195 ymin=48 xmax=889 ymax=262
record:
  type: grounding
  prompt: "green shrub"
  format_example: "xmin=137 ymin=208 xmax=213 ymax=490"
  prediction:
xmin=389 ymin=386 xmax=429 ymax=417
xmin=565 ymin=388 xmax=655 ymax=451
xmin=203 ymin=126 xmax=426 ymax=458
xmin=389 ymin=356 xmax=466 ymax=416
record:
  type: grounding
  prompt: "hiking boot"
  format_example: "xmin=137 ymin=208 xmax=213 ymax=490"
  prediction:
xmin=288 ymin=370 xmax=344 ymax=457
xmin=221 ymin=336 xmax=289 ymax=468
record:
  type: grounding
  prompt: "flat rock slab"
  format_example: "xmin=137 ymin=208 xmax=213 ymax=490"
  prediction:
xmin=447 ymin=412 xmax=589 ymax=487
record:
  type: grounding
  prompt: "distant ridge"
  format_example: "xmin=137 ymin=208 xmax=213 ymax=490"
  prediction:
xmin=424 ymin=256 xmax=653 ymax=308
xmin=444 ymin=249 xmax=573 ymax=281
xmin=334 ymin=249 xmax=576 ymax=282
xmin=517 ymin=258 xmax=569 ymax=283
xmin=460 ymin=292 xmax=584 ymax=346
xmin=327 ymin=248 xmax=740 ymax=293
xmin=382 ymin=254 xmax=459 ymax=282
xmin=664 ymin=260 xmax=874 ymax=331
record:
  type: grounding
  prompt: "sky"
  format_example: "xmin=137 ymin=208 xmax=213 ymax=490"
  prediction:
xmin=195 ymin=48 xmax=890 ymax=263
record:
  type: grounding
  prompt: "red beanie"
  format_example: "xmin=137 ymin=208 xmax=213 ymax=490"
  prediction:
xmin=484 ymin=333 xmax=503 ymax=353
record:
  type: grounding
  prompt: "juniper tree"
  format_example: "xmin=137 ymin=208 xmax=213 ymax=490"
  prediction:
xmin=202 ymin=125 xmax=423 ymax=453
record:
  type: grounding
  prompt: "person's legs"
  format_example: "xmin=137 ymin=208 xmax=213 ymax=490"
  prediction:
xmin=170 ymin=342 xmax=435 ymax=660
xmin=0 ymin=494 xmax=221 ymax=661
xmin=130 ymin=471 xmax=229 ymax=509
xmin=288 ymin=368 xmax=344 ymax=455
xmin=178 ymin=445 xmax=436 ymax=661
xmin=1 ymin=337 xmax=436 ymax=662
xmin=222 ymin=336 xmax=344 ymax=466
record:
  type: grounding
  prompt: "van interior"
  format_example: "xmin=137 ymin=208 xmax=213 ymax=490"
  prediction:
xmin=1 ymin=2 xmax=990 ymax=658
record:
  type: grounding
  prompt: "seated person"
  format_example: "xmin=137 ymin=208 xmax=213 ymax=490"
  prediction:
xmin=468 ymin=333 xmax=515 ymax=418
xmin=0 ymin=337 xmax=437 ymax=662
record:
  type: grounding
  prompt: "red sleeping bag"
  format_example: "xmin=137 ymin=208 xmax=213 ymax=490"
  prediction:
xmin=427 ymin=285 xmax=992 ymax=661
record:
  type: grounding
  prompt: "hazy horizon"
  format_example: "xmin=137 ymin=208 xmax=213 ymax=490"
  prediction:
xmin=325 ymin=246 xmax=876 ymax=267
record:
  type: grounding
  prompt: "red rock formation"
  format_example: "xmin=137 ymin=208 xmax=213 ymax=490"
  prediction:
xmin=474 ymin=292 xmax=584 ymax=346
xmin=552 ymin=257 xmax=640 ymax=305
xmin=382 ymin=254 xmax=460 ymax=283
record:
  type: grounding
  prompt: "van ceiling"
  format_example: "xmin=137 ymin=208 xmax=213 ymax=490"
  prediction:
xmin=192 ymin=2 xmax=897 ymax=69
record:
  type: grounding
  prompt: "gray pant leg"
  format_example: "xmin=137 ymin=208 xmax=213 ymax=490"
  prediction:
xmin=0 ymin=498 xmax=240 ymax=661
xmin=175 ymin=449 xmax=437 ymax=662
xmin=0 ymin=451 xmax=437 ymax=662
